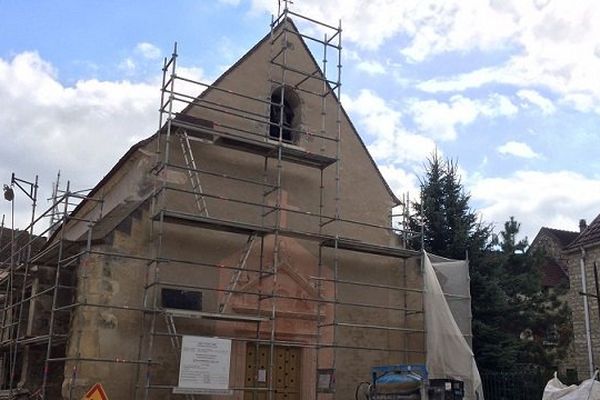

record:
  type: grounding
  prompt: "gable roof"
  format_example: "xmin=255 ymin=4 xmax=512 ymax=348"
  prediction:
xmin=531 ymin=227 xmax=580 ymax=250
xmin=49 ymin=16 xmax=400 ymax=248
xmin=565 ymin=213 xmax=600 ymax=251
xmin=185 ymin=18 xmax=400 ymax=205
xmin=44 ymin=136 xmax=153 ymax=246
xmin=77 ymin=199 xmax=146 ymax=243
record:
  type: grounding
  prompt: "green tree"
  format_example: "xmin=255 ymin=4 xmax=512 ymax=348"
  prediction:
xmin=496 ymin=219 xmax=570 ymax=373
xmin=408 ymin=152 xmax=492 ymax=260
xmin=408 ymin=153 xmax=516 ymax=370
xmin=409 ymin=153 xmax=567 ymax=373
xmin=499 ymin=216 xmax=528 ymax=255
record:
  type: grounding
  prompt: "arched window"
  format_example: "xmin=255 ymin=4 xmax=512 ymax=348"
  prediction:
xmin=269 ymin=86 xmax=300 ymax=143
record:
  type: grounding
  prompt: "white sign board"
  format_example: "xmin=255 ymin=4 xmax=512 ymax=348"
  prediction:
xmin=176 ymin=336 xmax=232 ymax=393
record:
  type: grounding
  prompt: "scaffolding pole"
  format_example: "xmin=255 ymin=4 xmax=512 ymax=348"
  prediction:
xmin=0 ymin=6 xmax=425 ymax=400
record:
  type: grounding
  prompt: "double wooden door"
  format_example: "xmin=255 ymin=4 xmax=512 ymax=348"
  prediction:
xmin=244 ymin=344 xmax=301 ymax=400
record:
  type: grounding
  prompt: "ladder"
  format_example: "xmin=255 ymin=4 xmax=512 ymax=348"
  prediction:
xmin=164 ymin=312 xmax=196 ymax=400
xmin=219 ymin=233 xmax=257 ymax=313
xmin=178 ymin=130 xmax=209 ymax=216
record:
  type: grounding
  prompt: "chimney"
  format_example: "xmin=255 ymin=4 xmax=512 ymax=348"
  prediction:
xmin=580 ymin=219 xmax=587 ymax=232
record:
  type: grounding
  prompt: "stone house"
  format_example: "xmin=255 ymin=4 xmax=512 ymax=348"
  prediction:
xmin=529 ymin=227 xmax=579 ymax=378
xmin=0 ymin=13 xmax=425 ymax=400
xmin=561 ymin=215 xmax=600 ymax=381
xmin=531 ymin=218 xmax=600 ymax=382
xmin=530 ymin=227 xmax=579 ymax=271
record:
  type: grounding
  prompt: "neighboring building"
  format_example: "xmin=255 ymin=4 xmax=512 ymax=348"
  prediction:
xmin=562 ymin=215 xmax=600 ymax=381
xmin=530 ymin=227 xmax=578 ymax=379
xmin=530 ymin=227 xmax=580 ymax=268
xmin=530 ymin=219 xmax=600 ymax=382
xmin=529 ymin=227 xmax=577 ymax=296
xmin=0 ymin=12 xmax=426 ymax=400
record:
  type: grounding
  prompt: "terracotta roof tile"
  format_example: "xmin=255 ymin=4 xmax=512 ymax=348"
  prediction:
xmin=539 ymin=227 xmax=580 ymax=248
xmin=566 ymin=213 xmax=600 ymax=250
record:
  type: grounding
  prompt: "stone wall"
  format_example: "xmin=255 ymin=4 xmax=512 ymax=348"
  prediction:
xmin=529 ymin=231 xmax=578 ymax=377
xmin=62 ymin=204 xmax=149 ymax=399
xmin=565 ymin=245 xmax=600 ymax=380
xmin=55 ymin=20 xmax=426 ymax=400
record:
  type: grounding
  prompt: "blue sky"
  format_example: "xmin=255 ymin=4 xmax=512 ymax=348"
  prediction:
xmin=2 ymin=0 xmax=600 ymax=240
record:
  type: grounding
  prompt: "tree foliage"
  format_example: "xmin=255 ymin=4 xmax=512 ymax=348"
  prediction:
xmin=410 ymin=152 xmax=570 ymax=374
xmin=408 ymin=152 xmax=492 ymax=260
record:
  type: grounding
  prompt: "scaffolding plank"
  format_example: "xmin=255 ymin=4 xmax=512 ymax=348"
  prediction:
xmin=28 ymin=240 xmax=80 ymax=266
xmin=163 ymin=308 xmax=267 ymax=322
xmin=158 ymin=211 xmax=418 ymax=258
xmin=170 ymin=115 xmax=215 ymax=142
xmin=158 ymin=211 xmax=272 ymax=236
xmin=169 ymin=114 xmax=337 ymax=169
xmin=0 ymin=334 xmax=68 ymax=348
xmin=321 ymin=238 xmax=418 ymax=258
xmin=218 ymin=136 xmax=336 ymax=169
xmin=157 ymin=210 xmax=324 ymax=242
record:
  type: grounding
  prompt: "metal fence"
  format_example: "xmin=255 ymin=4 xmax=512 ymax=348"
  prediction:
xmin=480 ymin=371 xmax=549 ymax=400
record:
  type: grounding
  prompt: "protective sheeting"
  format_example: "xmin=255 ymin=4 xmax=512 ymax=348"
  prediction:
xmin=543 ymin=372 xmax=600 ymax=400
xmin=424 ymin=251 xmax=483 ymax=400
xmin=429 ymin=254 xmax=473 ymax=347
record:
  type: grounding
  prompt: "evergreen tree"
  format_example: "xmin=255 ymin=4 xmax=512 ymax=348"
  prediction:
xmin=409 ymin=153 xmax=567 ymax=373
xmin=499 ymin=216 xmax=528 ymax=255
xmin=496 ymin=219 xmax=570 ymax=373
xmin=408 ymin=152 xmax=492 ymax=260
xmin=408 ymin=153 xmax=512 ymax=370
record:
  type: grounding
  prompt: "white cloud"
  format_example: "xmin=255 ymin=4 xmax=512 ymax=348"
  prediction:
xmin=517 ymin=89 xmax=556 ymax=115
xmin=118 ymin=57 xmax=136 ymax=73
xmin=470 ymin=170 xmax=600 ymax=240
xmin=118 ymin=43 xmax=165 ymax=78
xmin=245 ymin=1 xmax=600 ymax=112
xmin=250 ymin=0 xmax=517 ymax=56
xmin=408 ymin=97 xmax=476 ymax=141
xmin=407 ymin=94 xmax=518 ymax=141
xmin=342 ymin=89 xmax=436 ymax=166
xmin=497 ymin=141 xmax=541 ymax=159
xmin=413 ymin=0 xmax=600 ymax=110
xmin=560 ymin=93 xmax=597 ymax=113
xmin=416 ymin=67 xmax=499 ymax=93
xmin=491 ymin=93 xmax=520 ymax=117
xmin=242 ymin=1 xmax=600 ymax=112
xmin=344 ymin=49 xmax=362 ymax=62
xmin=356 ymin=60 xmax=385 ymax=75
xmin=397 ymin=1 xmax=518 ymax=63
xmin=342 ymin=89 xmax=433 ymax=200
xmin=378 ymin=164 xmax=420 ymax=198
xmin=0 ymin=52 xmax=156 ymax=173
xmin=135 ymin=42 xmax=161 ymax=60
xmin=0 ymin=52 xmax=209 ymax=229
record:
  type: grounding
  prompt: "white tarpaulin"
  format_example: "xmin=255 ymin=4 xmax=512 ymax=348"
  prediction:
xmin=543 ymin=372 xmax=600 ymax=400
xmin=424 ymin=251 xmax=484 ymax=400
xmin=429 ymin=253 xmax=474 ymax=347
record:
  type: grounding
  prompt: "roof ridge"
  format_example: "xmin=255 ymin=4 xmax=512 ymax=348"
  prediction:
xmin=565 ymin=212 xmax=600 ymax=250
xmin=182 ymin=15 xmax=401 ymax=205
xmin=541 ymin=226 xmax=579 ymax=234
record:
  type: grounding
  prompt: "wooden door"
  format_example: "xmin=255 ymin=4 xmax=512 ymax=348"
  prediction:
xmin=244 ymin=344 xmax=301 ymax=400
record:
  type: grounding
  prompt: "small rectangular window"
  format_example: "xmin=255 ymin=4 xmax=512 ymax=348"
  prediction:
xmin=161 ymin=288 xmax=202 ymax=311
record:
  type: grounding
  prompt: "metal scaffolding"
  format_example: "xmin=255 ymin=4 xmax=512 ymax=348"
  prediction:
xmin=0 ymin=173 xmax=105 ymax=399
xmin=140 ymin=4 xmax=424 ymax=400
xmin=0 ymin=5 xmax=425 ymax=400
